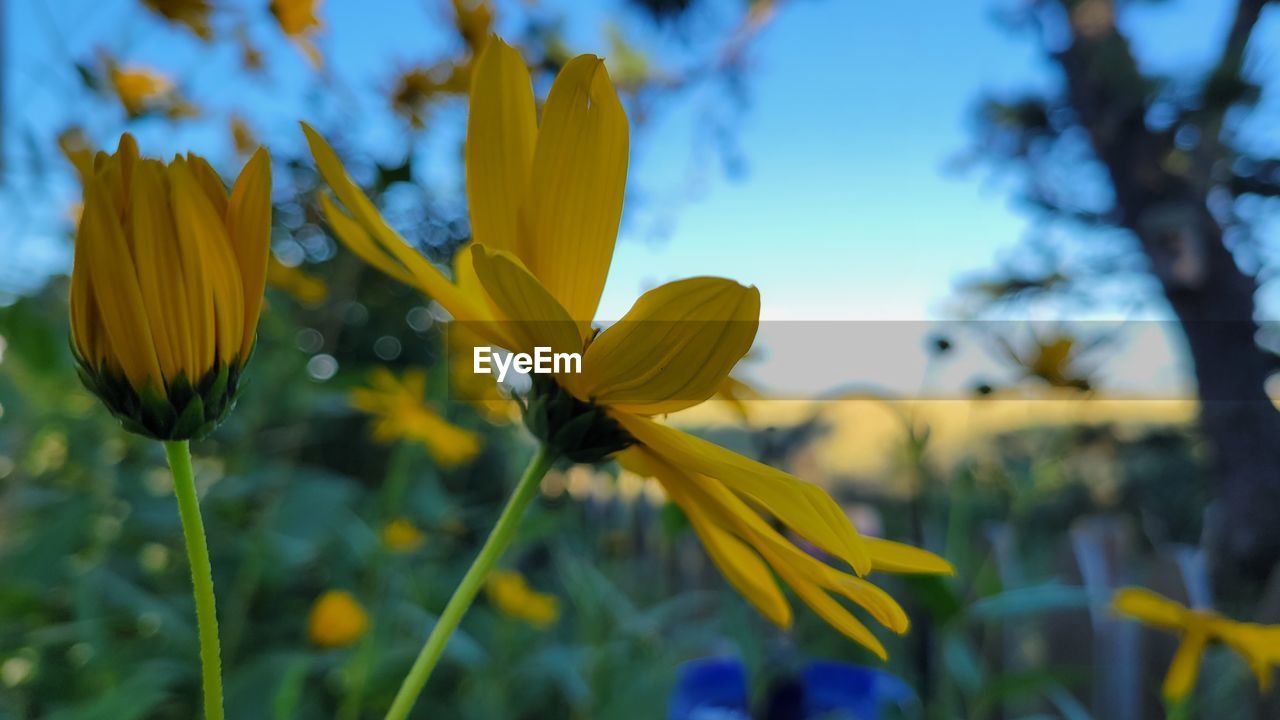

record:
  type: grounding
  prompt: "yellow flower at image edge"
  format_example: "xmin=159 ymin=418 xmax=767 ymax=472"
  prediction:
xmin=1113 ymin=586 xmax=1280 ymax=702
xmin=350 ymin=368 xmax=482 ymax=467
xmin=305 ymin=37 xmax=952 ymax=659
xmin=486 ymin=570 xmax=559 ymax=628
xmin=382 ymin=518 xmax=427 ymax=553
xmin=70 ymin=134 xmax=272 ymax=440
xmin=271 ymin=0 xmax=324 ymax=68
xmin=308 ymin=590 xmax=369 ymax=648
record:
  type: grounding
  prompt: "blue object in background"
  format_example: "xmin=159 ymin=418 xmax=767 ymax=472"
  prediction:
xmin=670 ymin=658 xmax=915 ymax=720
xmin=669 ymin=658 xmax=752 ymax=720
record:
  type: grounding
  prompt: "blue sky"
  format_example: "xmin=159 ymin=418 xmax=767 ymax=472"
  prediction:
xmin=3 ymin=0 xmax=1276 ymax=396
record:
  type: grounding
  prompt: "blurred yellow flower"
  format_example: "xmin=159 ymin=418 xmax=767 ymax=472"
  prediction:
xmin=270 ymin=0 xmax=323 ymax=69
xmin=388 ymin=0 xmax=493 ymax=128
xmin=266 ymin=256 xmax=328 ymax=305
xmin=305 ymin=38 xmax=951 ymax=659
xmin=486 ymin=570 xmax=559 ymax=628
xmin=451 ymin=0 xmax=493 ymax=55
xmin=382 ymin=518 xmax=427 ymax=553
xmin=1113 ymin=587 xmax=1280 ymax=702
xmin=230 ymin=115 xmax=258 ymax=156
xmin=102 ymin=54 xmax=199 ymax=120
xmin=349 ymin=369 xmax=481 ymax=467
xmin=308 ymin=590 xmax=369 ymax=648
xmin=70 ymin=134 xmax=271 ymax=440
xmin=142 ymin=0 xmax=214 ymax=41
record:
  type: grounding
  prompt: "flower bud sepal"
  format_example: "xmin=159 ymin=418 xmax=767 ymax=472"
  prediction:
xmin=72 ymin=343 xmax=251 ymax=441
xmin=519 ymin=375 xmax=634 ymax=464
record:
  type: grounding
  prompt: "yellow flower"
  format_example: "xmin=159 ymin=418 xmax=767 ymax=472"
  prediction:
xmin=303 ymin=37 xmax=951 ymax=659
xmin=349 ymin=369 xmax=482 ymax=467
xmin=70 ymin=134 xmax=272 ymax=440
xmin=486 ymin=570 xmax=559 ymax=628
xmin=1113 ymin=587 xmax=1280 ymax=702
xmin=388 ymin=1 xmax=493 ymax=128
xmin=382 ymin=518 xmax=427 ymax=553
xmin=267 ymin=256 xmax=329 ymax=305
xmin=308 ymin=590 xmax=369 ymax=648
xmin=102 ymin=55 xmax=198 ymax=120
xmin=141 ymin=0 xmax=214 ymax=41
xmin=270 ymin=0 xmax=324 ymax=69
xmin=230 ymin=115 xmax=258 ymax=156
xmin=451 ymin=0 xmax=494 ymax=55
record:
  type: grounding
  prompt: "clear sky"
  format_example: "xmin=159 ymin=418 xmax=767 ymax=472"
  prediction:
xmin=3 ymin=0 xmax=1276 ymax=396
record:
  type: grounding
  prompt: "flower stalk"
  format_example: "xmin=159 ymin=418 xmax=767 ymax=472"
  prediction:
xmin=163 ymin=440 xmax=225 ymax=720
xmin=383 ymin=444 xmax=558 ymax=720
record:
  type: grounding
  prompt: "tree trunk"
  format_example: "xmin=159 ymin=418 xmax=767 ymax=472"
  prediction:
xmin=1054 ymin=23 xmax=1280 ymax=587
xmin=1160 ymin=214 xmax=1280 ymax=588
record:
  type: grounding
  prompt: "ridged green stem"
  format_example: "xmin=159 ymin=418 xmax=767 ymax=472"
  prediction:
xmin=163 ymin=440 xmax=225 ymax=720
xmin=383 ymin=445 xmax=557 ymax=720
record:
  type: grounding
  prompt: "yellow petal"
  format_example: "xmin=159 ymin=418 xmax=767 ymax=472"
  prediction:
xmin=469 ymin=244 xmax=582 ymax=356
xmin=623 ymin=448 xmax=792 ymax=629
xmin=613 ymin=412 xmax=871 ymax=575
xmin=1162 ymin=627 xmax=1208 ymax=704
xmin=1113 ymin=587 xmax=1188 ymax=631
xmin=228 ymin=147 xmax=272 ymax=357
xmin=81 ymin=176 xmax=164 ymax=390
xmin=864 ymin=538 xmax=954 ymax=575
xmin=130 ymin=159 xmax=193 ymax=380
xmin=170 ymin=158 xmax=244 ymax=368
xmin=185 ymin=153 xmax=228 ymax=217
xmin=69 ymin=226 xmax=104 ymax=366
xmin=302 ymin=122 xmax=491 ymax=324
xmin=466 ymin=37 xmax=536 ymax=255
xmin=523 ymin=54 xmax=628 ymax=324
xmin=578 ymin=277 xmax=759 ymax=415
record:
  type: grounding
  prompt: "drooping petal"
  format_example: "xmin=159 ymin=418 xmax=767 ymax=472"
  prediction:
xmin=620 ymin=447 xmax=792 ymax=628
xmin=1113 ymin=587 xmax=1188 ymax=631
xmin=632 ymin=446 xmax=903 ymax=657
xmin=469 ymin=244 xmax=583 ymax=356
xmin=130 ymin=159 xmax=193 ymax=381
xmin=227 ymin=147 xmax=272 ymax=357
xmin=303 ymin=122 xmax=491 ymax=324
xmin=865 ymin=538 xmax=954 ymax=575
xmin=613 ymin=412 xmax=871 ymax=576
xmin=81 ymin=175 xmax=164 ymax=389
xmin=170 ymin=158 xmax=244 ymax=367
xmin=578 ymin=277 xmax=759 ymax=415
xmin=466 ymin=37 xmax=536 ymax=255
xmin=1161 ymin=626 xmax=1209 ymax=703
xmin=523 ymin=54 xmax=628 ymax=324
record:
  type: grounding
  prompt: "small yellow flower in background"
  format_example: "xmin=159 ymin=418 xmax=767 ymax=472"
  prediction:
xmin=388 ymin=0 xmax=494 ymax=128
xmin=266 ymin=256 xmax=329 ymax=305
xmin=230 ymin=115 xmax=258 ymax=156
xmin=306 ymin=37 xmax=952 ymax=659
xmin=70 ymin=134 xmax=272 ymax=440
xmin=1112 ymin=587 xmax=1280 ymax=703
xmin=141 ymin=0 xmax=215 ymax=41
xmin=486 ymin=570 xmax=559 ymax=628
xmin=349 ymin=369 xmax=482 ymax=467
xmin=270 ymin=0 xmax=324 ymax=69
xmin=382 ymin=518 xmax=427 ymax=553
xmin=451 ymin=0 xmax=494 ymax=55
xmin=101 ymin=54 xmax=199 ymax=120
xmin=308 ymin=590 xmax=369 ymax=648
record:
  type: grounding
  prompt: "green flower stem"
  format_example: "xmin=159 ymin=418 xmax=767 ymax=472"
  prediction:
xmin=163 ymin=440 xmax=225 ymax=720
xmin=384 ymin=444 xmax=558 ymax=720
